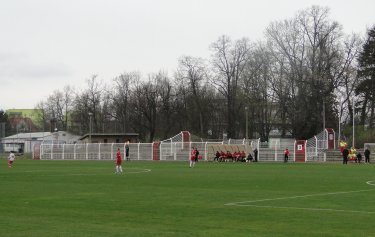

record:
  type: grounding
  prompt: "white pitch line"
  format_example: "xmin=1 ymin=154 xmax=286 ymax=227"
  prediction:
xmin=235 ymin=204 xmax=375 ymax=214
xmin=224 ymin=180 xmax=375 ymax=214
xmin=0 ymin=168 xmax=151 ymax=177
xmin=225 ymin=188 xmax=375 ymax=206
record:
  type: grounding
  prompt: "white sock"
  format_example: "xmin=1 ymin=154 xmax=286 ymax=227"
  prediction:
xmin=119 ymin=166 xmax=123 ymax=173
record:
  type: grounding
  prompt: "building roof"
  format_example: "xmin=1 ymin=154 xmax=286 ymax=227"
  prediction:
xmin=2 ymin=132 xmax=52 ymax=140
xmin=1 ymin=131 xmax=80 ymax=142
xmin=78 ymin=133 xmax=139 ymax=141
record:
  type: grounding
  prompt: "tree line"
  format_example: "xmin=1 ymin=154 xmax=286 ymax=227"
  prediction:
xmin=5 ymin=6 xmax=375 ymax=143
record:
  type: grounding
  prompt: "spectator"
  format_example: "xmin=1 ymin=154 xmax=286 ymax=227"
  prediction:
xmin=246 ymin=153 xmax=253 ymax=162
xmin=350 ymin=147 xmax=357 ymax=161
xmin=253 ymin=148 xmax=258 ymax=162
xmin=364 ymin=147 xmax=371 ymax=163
xmin=356 ymin=152 xmax=362 ymax=164
xmin=195 ymin=148 xmax=199 ymax=162
xmin=125 ymin=140 xmax=130 ymax=161
xmin=339 ymin=140 xmax=347 ymax=155
xmin=214 ymin=151 xmax=220 ymax=162
xmin=342 ymin=147 xmax=349 ymax=164
xmin=284 ymin=148 xmax=289 ymax=163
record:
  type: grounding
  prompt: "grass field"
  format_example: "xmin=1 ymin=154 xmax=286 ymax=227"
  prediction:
xmin=1 ymin=159 xmax=375 ymax=237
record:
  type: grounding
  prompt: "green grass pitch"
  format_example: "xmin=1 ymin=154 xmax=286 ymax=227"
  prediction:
xmin=1 ymin=159 xmax=375 ymax=237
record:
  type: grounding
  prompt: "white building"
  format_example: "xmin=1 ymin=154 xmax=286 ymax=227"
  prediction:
xmin=1 ymin=131 xmax=80 ymax=153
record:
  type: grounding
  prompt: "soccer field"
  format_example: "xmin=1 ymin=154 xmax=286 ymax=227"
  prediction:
xmin=1 ymin=160 xmax=375 ymax=237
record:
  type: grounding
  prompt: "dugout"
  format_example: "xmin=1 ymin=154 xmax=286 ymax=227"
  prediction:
xmin=206 ymin=144 xmax=251 ymax=161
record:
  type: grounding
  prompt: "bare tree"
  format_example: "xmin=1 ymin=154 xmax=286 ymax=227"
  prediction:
xmin=36 ymin=86 xmax=74 ymax=132
xmin=175 ymin=56 xmax=208 ymax=136
xmin=112 ymin=72 xmax=140 ymax=132
xmin=71 ymin=75 xmax=105 ymax=135
xmin=210 ymin=35 xmax=251 ymax=138
xmin=242 ymin=43 xmax=275 ymax=140
xmin=266 ymin=5 xmax=346 ymax=138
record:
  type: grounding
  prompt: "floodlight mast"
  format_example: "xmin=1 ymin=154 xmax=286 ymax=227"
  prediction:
xmin=88 ymin=112 xmax=93 ymax=143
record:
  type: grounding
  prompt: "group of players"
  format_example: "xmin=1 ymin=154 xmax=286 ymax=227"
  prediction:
xmin=213 ymin=150 xmax=248 ymax=162
xmin=340 ymin=140 xmax=371 ymax=164
xmin=211 ymin=148 xmax=290 ymax=163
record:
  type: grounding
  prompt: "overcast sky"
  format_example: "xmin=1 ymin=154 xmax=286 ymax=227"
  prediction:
xmin=0 ymin=0 xmax=374 ymax=111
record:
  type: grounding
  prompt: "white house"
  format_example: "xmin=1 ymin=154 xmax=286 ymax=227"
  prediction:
xmin=1 ymin=131 xmax=80 ymax=153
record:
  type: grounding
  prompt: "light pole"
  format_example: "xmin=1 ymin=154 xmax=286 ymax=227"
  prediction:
xmin=88 ymin=112 xmax=93 ymax=143
xmin=352 ymin=97 xmax=355 ymax=148
xmin=245 ymin=106 xmax=248 ymax=140
xmin=322 ymin=100 xmax=326 ymax=131
xmin=338 ymin=99 xmax=343 ymax=146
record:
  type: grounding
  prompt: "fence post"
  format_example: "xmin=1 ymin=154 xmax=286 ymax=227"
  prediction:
xmin=257 ymin=138 xmax=260 ymax=162
xmin=205 ymin=142 xmax=208 ymax=161
xmin=62 ymin=144 xmax=65 ymax=160
xmin=98 ymin=143 xmax=101 ymax=160
xmin=110 ymin=143 xmax=114 ymax=160
xmin=40 ymin=144 xmax=43 ymax=160
xmin=137 ymin=143 xmax=140 ymax=160
xmin=160 ymin=142 xmax=163 ymax=161
xmin=86 ymin=143 xmax=88 ymax=160
xmin=74 ymin=143 xmax=77 ymax=160
xmin=314 ymin=136 xmax=318 ymax=158
xmin=293 ymin=140 xmax=296 ymax=162
xmin=151 ymin=142 xmax=154 ymax=161
xmin=190 ymin=142 xmax=192 ymax=160
xmin=325 ymin=129 xmax=328 ymax=149
xmin=274 ymin=140 xmax=278 ymax=161
xmin=304 ymin=140 xmax=307 ymax=162
xmin=174 ymin=142 xmax=177 ymax=160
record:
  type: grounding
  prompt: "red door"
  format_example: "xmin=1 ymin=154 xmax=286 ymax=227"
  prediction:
xmin=295 ymin=140 xmax=306 ymax=162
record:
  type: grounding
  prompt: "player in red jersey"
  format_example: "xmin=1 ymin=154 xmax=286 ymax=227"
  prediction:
xmin=115 ymin=148 xmax=123 ymax=174
xmin=190 ymin=147 xmax=196 ymax=168
xmin=8 ymin=151 xmax=15 ymax=168
xmin=284 ymin=148 xmax=290 ymax=163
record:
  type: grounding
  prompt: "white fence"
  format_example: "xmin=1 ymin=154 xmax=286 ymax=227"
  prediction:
xmin=257 ymin=139 xmax=296 ymax=162
xmin=40 ymin=143 xmax=155 ymax=160
xmin=37 ymin=130 xmax=336 ymax=162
